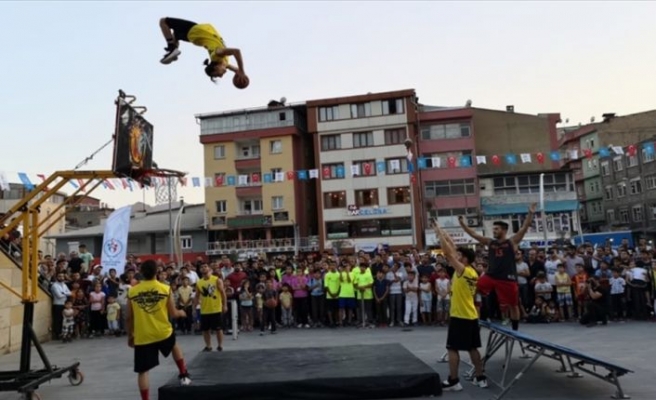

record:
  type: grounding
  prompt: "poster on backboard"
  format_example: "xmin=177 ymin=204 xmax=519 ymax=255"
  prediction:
xmin=112 ymin=99 xmax=153 ymax=180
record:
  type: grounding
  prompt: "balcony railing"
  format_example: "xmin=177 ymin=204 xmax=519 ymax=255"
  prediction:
xmin=206 ymin=237 xmax=320 ymax=255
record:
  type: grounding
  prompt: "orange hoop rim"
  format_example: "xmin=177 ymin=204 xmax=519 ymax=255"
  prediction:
xmin=138 ymin=168 xmax=187 ymax=178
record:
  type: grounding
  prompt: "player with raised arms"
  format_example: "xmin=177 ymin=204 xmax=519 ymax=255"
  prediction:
xmin=431 ymin=219 xmax=487 ymax=392
xmin=459 ymin=203 xmax=537 ymax=331
xmin=159 ymin=17 xmax=249 ymax=88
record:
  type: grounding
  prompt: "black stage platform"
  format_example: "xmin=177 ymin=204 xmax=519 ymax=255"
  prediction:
xmin=159 ymin=343 xmax=442 ymax=400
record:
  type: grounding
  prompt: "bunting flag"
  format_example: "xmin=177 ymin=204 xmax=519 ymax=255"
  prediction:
xmin=2 ymin=141 xmax=653 ymax=192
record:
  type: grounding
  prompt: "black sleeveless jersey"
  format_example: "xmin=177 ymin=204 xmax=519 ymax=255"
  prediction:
xmin=487 ymin=240 xmax=517 ymax=281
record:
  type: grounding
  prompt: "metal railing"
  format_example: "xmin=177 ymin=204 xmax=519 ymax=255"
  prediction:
xmin=207 ymin=237 xmax=320 ymax=254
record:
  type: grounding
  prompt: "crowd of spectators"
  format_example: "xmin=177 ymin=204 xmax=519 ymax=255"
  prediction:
xmin=34 ymin=238 xmax=656 ymax=343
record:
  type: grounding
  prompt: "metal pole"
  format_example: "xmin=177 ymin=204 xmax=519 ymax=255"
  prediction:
xmin=168 ymin=177 xmax=173 ymax=262
xmin=410 ymin=180 xmax=417 ymax=247
xmin=539 ymin=173 xmax=548 ymax=247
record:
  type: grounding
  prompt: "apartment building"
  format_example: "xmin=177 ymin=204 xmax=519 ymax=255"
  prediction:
xmin=600 ymin=137 xmax=656 ymax=239
xmin=197 ymin=102 xmax=318 ymax=256
xmin=559 ymin=110 xmax=656 ymax=232
xmin=306 ymin=89 xmax=422 ymax=252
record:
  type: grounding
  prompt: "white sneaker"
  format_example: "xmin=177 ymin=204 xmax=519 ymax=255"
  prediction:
xmin=161 ymin=48 xmax=181 ymax=64
xmin=472 ymin=376 xmax=488 ymax=388
xmin=297 ymin=324 xmax=303 ymax=329
xmin=304 ymin=324 xmax=311 ymax=329
xmin=179 ymin=374 xmax=192 ymax=386
xmin=442 ymin=378 xmax=463 ymax=392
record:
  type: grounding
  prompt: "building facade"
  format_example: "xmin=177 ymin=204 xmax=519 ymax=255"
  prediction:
xmin=0 ymin=183 xmax=67 ymax=255
xmin=65 ymin=195 xmax=115 ymax=229
xmin=198 ymin=103 xmax=319 ymax=257
xmin=600 ymin=137 xmax=656 ymax=238
xmin=307 ymin=89 xmax=422 ymax=252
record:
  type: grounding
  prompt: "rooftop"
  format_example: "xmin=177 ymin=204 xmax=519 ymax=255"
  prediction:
xmin=46 ymin=203 xmax=206 ymax=239
xmin=195 ymin=101 xmax=306 ymax=120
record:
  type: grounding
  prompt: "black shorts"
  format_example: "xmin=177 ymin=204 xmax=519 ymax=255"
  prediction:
xmin=164 ymin=17 xmax=197 ymax=42
xmin=200 ymin=312 xmax=223 ymax=332
xmin=134 ymin=333 xmax=176 ymax=373
xmin=326 ymin=298 xmax=339 ymax=312
xmin=446 ymin=317 xmax=481 ymax=351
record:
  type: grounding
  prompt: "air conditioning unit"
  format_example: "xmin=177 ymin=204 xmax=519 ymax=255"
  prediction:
xmin=467 ymin=218 xmax=479 ymax=227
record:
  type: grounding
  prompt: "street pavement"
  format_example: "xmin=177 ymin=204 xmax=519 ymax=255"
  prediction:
xmin=0 ymin=321 xmax=654 ymax=400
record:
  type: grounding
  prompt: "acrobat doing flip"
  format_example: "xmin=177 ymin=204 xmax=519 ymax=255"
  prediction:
xmin=159 ymin=17 xmax=249 ymax=88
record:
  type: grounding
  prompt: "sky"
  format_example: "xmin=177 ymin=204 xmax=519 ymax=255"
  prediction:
xmin=1 ymin=1 xmax=655 ymax=208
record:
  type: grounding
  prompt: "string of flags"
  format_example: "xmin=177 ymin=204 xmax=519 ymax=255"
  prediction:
xmin=1 ymin=142 xmax=653 ymax=192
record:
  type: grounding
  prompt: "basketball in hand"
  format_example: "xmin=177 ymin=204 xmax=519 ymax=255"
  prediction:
xmin=265 ymin=298 xmax=278 ymax=309
xmin=233 ymin=74 xmax=250 ymax=89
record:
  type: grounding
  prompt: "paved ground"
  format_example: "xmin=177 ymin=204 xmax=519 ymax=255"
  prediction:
xmin=0 ymin=321 xmax=654 ymax=400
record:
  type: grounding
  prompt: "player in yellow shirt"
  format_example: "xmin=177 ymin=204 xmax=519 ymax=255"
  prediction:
xmin=158 ymin=17 xmax=248 ymax=87
xmin=126 ymin=260 xmax=191 ymax=400
xmin=195 ymin=264 xmax=228 ymax=352
xmin=432 ymin=220 xmax=487 ymax=392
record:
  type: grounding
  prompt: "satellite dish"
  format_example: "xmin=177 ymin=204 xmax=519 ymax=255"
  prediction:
xmin=280 ymin=97 xmax=287 ymax=105
xmin=465 ymin=99 xmax=472 ymax=107
xmin=565 ymin=118 xmax=569 ymax=123
xmin=590 ymin=116 xmax=595 ymax=123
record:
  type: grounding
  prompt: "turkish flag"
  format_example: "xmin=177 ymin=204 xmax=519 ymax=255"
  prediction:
xmin=536 ymin=152 xmax=545 ymax=164
xmin=492 ymin=155 xmax=501 ymax=165
xmin=584 ymin=148 xmax=592 ymax=159
xmin=628 ymin=145 xmax=637 ymax=156
xmin=363 ymin=163 xmax=372 ymax=175
xmin=410 ymin=175 xmax=416 ymax=184
xmin=215 ymin=175 xmax=224 ymax=186
xmin=447 ymin=156 xmax=457 ymax=168
xmin=286 ymin=171 xmax=295 ymax=180
xmin=322 ymin=167 xmax=330 ymax=179
xmin=252 ymin=173 xmax=260 ymax=183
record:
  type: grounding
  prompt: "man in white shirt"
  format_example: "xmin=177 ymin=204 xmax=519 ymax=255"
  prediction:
xmin=386 ymin=263 xmax=406 ymax=327
xmin=544 ymin=251 xmax=562 ymax=286
xmin=51 ymin=272 xmax=71 ymax=340
xmin=515 ymin=250 xmax=530 ymax=316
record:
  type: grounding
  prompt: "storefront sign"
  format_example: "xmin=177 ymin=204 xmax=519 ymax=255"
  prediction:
xmin=347 ymin=205 xmax=389 ymax=217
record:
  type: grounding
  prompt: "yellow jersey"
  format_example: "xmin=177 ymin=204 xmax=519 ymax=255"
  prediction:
xmin=187 ymin=24 xmax=229 ymax=65
xmin=450 ymin=266 xmax=479 ymax=320
xmin=354 ymin=268 xmax=374 ymax=300
xmin=324 ymin=271 xmax=341 ymax=299
xmin=197 ymin=275 xmax=223 ymax=315
xmin=127 ymin=280 xmax=172 ymax=346
xmin=338 ymin=271 xmax=355 ymax=298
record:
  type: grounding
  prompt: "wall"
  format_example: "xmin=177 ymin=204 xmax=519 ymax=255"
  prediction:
xmin=260 ymin=135 xmax=296 ymax=226
xmin=0 ymin=252 xmax=51 ymax=354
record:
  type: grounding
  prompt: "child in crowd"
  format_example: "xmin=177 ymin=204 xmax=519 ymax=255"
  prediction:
xmin=373 ymin=270 xmax=389 ymax=327
xmin=534 ymin=272 xmax=553 ymax=302
xmin=573 ymin=264 xmax=589 ymax=318
xmin=555 ymin=264 xmax=574 ymax=320
xmin=260 ymin=280 xmax=278 ymax=335
xmin=419 ymin=274 xmax=433 ymax=325
xmin=73 ymin=289 xmax=89 ymax=338
xmin=255 ymin=283 xmax=265 ymax=328
xmin=527 ymin=297 xmax=548 ymax=323
xmin=177 ymin=277 xmax=194 ymax=334
xmin=435 ymin=268 xmax=451 ymax=326
xmin=61 ymin=301 xmax=76 ymax=343
xmin=546 ymin=300 xmax=559 ymax=322
xmin=239 ymin=280 xmax=254 ymax=332
xmin=105 ymin=296 xmax=121 ymax=336
xmin=308 ymin=270 xmax=325 ymax=328
xmin=117 ymin=276 xmax=131 ymax=334
xmin=279 ymin=284 xmax=294 ymax=328
xmin=88 ymin=283 xmax=106 ymax=337
xmin=609 ymin=268 xmax=626 ymax=321
xmin=403 ymin=270 xmax=419 ymax=326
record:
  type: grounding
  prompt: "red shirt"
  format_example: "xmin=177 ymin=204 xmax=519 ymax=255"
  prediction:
xmin=226 ymin=271 xmax=247 ymax=291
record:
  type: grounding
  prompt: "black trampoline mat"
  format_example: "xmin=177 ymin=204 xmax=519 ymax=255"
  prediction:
xmin=159 ymin=343 xmax=442 ymax=400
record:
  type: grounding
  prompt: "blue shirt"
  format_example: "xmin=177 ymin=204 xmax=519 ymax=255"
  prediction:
xmin=308 ymin=278 xmax=324 ymax=296
xmin=374 ymin=278 xmax=389 ymax=298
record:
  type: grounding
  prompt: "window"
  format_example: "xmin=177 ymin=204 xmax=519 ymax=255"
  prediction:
xmin=321 ymin=134 xmax=341 ymax=151
xmin=240 ymin=199 xmax=263 ymax=214
xmin=211 ymin=216 xmax=226 ymax=226
xmin=630 ymin=179 xmax=642 ymax=195
xmin=613 ymin=156 xmax=623 ymax=172
xmin=650 ymin=204 xmax=656 ymax=220
xmin=643 ymin=147 xmax=655 ymax=163
xmin=619 ymin=209 xmax=629 ymax=223
xmin=606 ymin=209 xmax=615 ymax=223
xmin=350 ymin=102 xmax=371 ymax=118
xmin=322 ymin=163 xmax=345 ymax=180
xmin=604 ymin=186 xmax=613 ymax=200
xmin=270 ymin=140 xmax=282 ymax=154
xmin=325 ymin=217 xmax=412 ymax=239
xmin=646 ymin=175 xmax=656 ymax=190
xmin=382 ymin=99 xmax=404 ymax=115
xmin=385 ymin=157 xmax=409 ymax=174
xmin=492 ymin=173 xmax=571 ymax=195
xmin=617 ymin=182 xmax=627 ymax=197
xmin=632 ymin=205 xmax=643 ymax=222
xmin=600 ymin=161 xmax=610 ymax=176
xmin=387 ymin=187 xmax=410 ymax=204
xmin=586 ymin=158 xmax=598 ymax=171
xmin=323 ymin=191 xmax=346 ymax=209
xmin=384 ymin=128 xmax=406 ymax=145
xmin=421 ymin=123 xmax=471 ymax=140
xmin=354 ymin=189 xmax=379 ymax=207
xmin=213 ymin=145 xmax=225 ymax=159
xmin=271 ymin=196 xmax=284 ymax=210
xmin=591 ymin=201 xmax=602 ymax=214
xmin=351 ymin=159 xmax=376 ymax=176
xmin=589 ymin=180 xmax=600 ymax=193
xmin=627 ymin=154 xmax=639 ymax=168
xmin=352 ymin=132 xmax=374 ymax=148
xmin=180 ymin=236 xmax=192 ymax=250
xmin=423 ymin=150 xmax=473 ymax=168
xmin=319 ymin=105 xmax=339 ymax=121
xmin=424 ymin=179 xmax=476 ymax=197
xmin=215 ymin=200 xmax=227 ymax=213
xmin=239 ymin=144 xmax=260 ymax=159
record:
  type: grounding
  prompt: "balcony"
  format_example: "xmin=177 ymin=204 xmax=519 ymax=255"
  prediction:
xmin=573 ymin=170 xmax=584 ymax=182
xmin=206 ymin=237 xmax=320 ymax=255
xmin=226 ymin=214 xmax=272 ymax=229
xmin=235 ymin=183 xmax=262 ymax=197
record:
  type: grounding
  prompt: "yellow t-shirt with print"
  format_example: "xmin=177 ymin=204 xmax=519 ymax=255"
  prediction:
xmin=450 ymin=266 xmax=479 ymax=320
xmin=197 ymin=275 xmax=223 ymax=315
xmin=128 ymin=280 xmax=172 ymax=346
xmin=187 ymin=24 xmax=229 ymax=65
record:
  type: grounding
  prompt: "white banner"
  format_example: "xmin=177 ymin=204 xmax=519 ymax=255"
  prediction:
xmin=101 ymin=205 xmax=132 ymax=276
